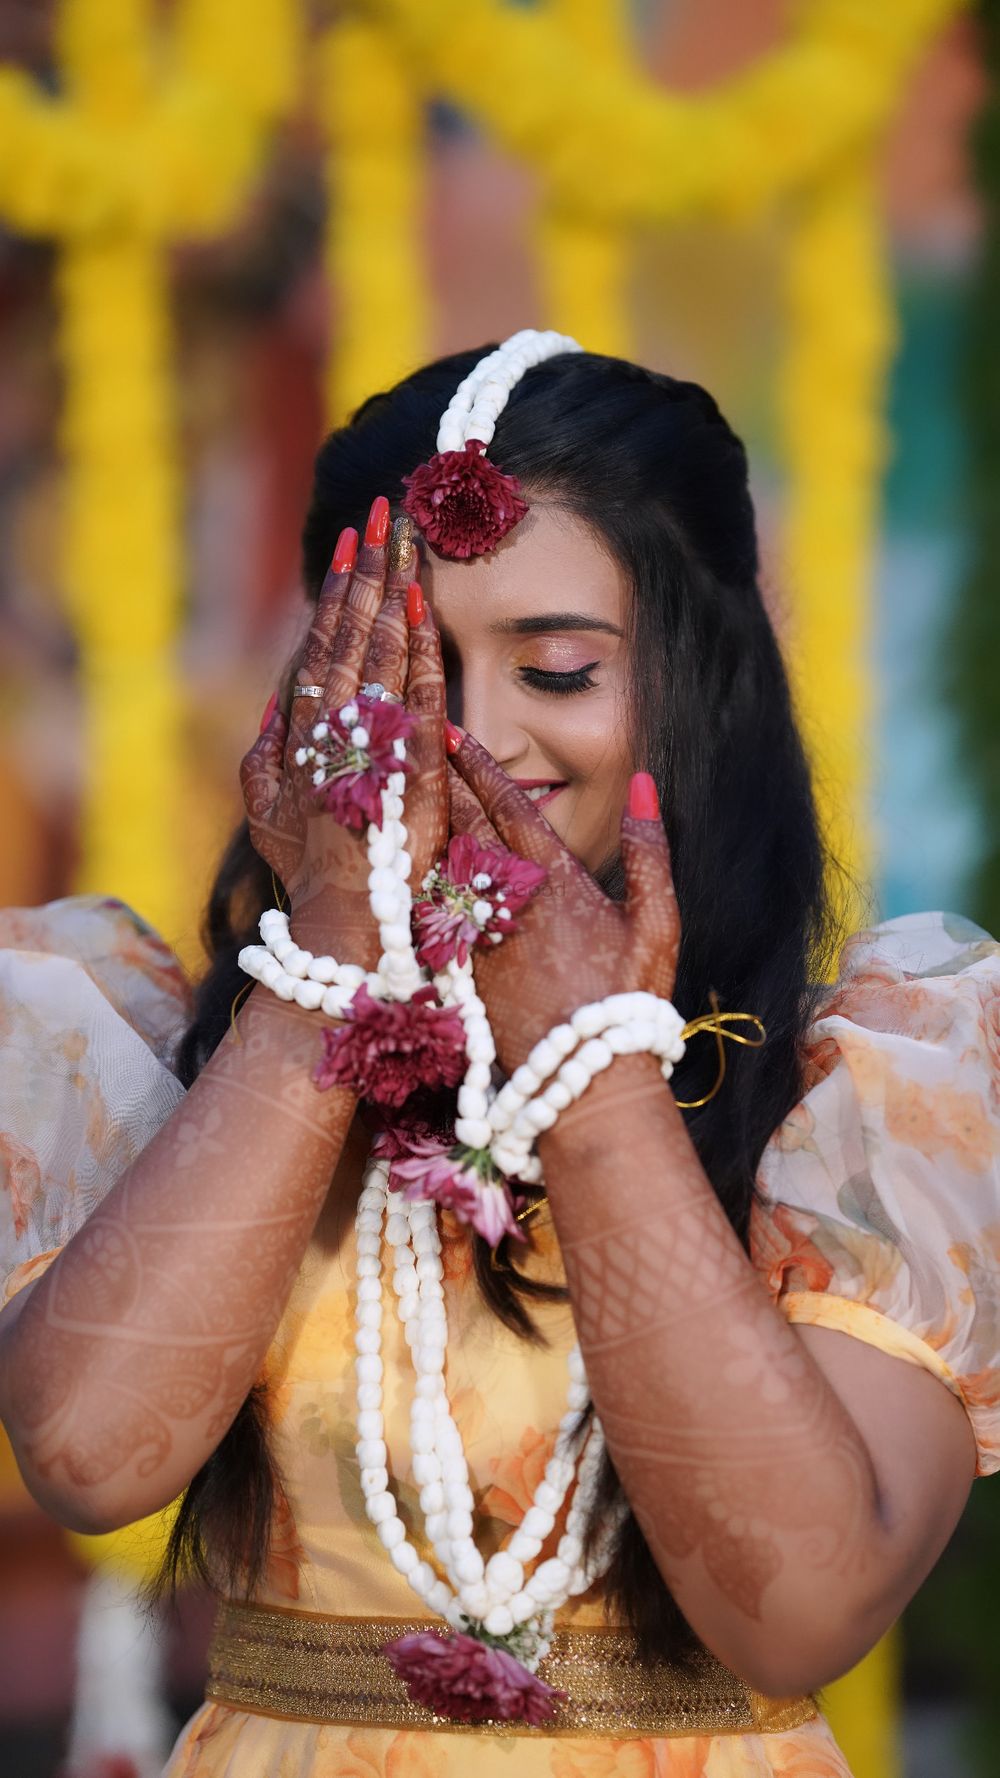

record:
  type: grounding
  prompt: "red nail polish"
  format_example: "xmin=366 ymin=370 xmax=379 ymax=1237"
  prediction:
xmin=407 ymin=580 xmax=425 ymax=627
xmin=444 ymin=719 xmax=464 ymax=755
xmin=332 ymin=526 xmax=358 ymax=574
xmin=258 ymin=690 xmax=279 ymax=734
xmin=365 ymin=496 xmax=390 ymax=548
xmin=628 ymin=772 xmax=660 ymax=820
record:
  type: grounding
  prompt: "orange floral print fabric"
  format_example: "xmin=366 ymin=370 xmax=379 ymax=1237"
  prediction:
xmin=754 ymin=910 xmax=1000 ymax=1474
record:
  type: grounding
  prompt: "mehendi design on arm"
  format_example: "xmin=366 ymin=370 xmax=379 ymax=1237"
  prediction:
xmin=1 ymin=991 xmax=360 ymax=1520
xmin=546 ymin=1068 xmax=879 ymax=1631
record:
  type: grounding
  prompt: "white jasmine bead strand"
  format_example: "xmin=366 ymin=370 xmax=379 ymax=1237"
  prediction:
xmin=370 ymin=772 xmax=423 ymax=1000
xmin=354 ymin=1169 xmax=428 ymax=1592
xmin=356 ymin=1164 xmax=457 ymax=1623
xmin=236 ymin=940 xmax=361 ymax=1017
xmin=489 ymin=993 xmax=687 ymax=1182
xmin=250 ymin=910 xmax=371 ymax=1009
xmin=405 ymin=1197 xmax=486 ymax=1616
xmin=436 ymin=330 xmax=582 ymax=455
xmin=434 ymin=960 xmax=497 ymax=1150
xmin=354 ymin=1159 xmax=618 ymax=1648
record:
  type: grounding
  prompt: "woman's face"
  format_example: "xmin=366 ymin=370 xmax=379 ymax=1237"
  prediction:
xmin=420 ymin=504 xmax=635 ymax=873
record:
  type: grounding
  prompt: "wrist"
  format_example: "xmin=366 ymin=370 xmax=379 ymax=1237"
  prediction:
xmin=288 ymin=907 xmax=381 ymax=976
xmin=536 ymin=1050 xmax=672 ymax=1163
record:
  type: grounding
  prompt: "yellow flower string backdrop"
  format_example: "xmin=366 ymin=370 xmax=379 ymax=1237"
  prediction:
xmin=318 ymin=11 xmax=431 ymax=425
xmin=0 ymin=1 xmax=966 ymax=1770
xmin=0 ymin=0 xmax=301 ymax=940
xmin=532 ymin=0 xmax=636 ymax=363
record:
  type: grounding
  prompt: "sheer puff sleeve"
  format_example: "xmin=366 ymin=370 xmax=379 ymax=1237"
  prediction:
xmin=752 ymin=910 xmax=1000 ymax=1476
xmin=0 ymin=895 xmax=189 ymax=1307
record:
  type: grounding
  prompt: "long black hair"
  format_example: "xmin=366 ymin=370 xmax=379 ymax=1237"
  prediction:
xmin=162 ymin=347 xmax=858 ymax=1659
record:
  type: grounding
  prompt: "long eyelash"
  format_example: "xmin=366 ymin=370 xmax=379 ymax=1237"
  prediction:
xmin=517 ymin=662 xmax=599 ymax=696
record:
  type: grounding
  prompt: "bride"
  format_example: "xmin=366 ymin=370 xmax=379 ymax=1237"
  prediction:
xmin=1 ymin=331 xmax=997 ymax=1777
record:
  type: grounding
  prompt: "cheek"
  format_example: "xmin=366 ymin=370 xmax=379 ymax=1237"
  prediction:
xmin=560 ymin=693 xmax=633 ymax=787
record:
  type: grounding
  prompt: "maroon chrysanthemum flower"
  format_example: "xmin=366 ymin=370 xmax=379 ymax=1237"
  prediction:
xmin=402 ymin=441 xmax=529 ymax=559
xmin=304 ymin=693 xmax=416 ymax=832
xmin=413 ymin=833 xmax=547 ymax=970
xmin=313 ymin=984 xmax=466 ymax=1108
xmin=383 ymin=1628 xmax=564 ymax=1726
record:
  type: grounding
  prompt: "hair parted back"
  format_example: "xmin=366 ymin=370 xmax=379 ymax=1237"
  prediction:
xmin=164 ymin=346 xmax=857 ymax=1661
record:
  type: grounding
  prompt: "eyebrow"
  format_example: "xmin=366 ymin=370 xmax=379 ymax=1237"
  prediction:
xmin=487 ymin=612 xmax=623 ymax=638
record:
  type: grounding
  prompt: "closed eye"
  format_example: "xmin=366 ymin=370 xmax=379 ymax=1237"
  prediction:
xmin=517 ymin=662 xmax=599 ymax=696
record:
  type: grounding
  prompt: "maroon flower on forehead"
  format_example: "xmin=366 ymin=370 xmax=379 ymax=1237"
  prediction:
xmin=313 ymin=984 xmax=466 ymax=1107
xmin=402 ymin=441 xmax=529 ymax=559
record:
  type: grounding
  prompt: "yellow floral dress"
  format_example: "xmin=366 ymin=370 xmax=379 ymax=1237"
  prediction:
xmin=3 ymin=898 xmax=999 ymax=1778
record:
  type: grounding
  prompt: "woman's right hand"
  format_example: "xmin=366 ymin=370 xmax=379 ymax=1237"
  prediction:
xmin=239 ymin=501 xmax=447 ymax=974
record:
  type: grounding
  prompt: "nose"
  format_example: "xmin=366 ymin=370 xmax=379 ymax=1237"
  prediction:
xmin=448 ymin=663 xmax=526 ymax=768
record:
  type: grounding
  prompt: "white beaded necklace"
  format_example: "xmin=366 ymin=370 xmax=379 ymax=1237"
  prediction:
xmin=355 ymin=1155 xmax=616 ymax=1664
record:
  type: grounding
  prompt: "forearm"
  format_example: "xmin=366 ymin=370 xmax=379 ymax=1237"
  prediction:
xmin=538 ymin=1056 xmax=887 ymax=1693
xmin=0 ymin=988 xmax=356 ymax=1532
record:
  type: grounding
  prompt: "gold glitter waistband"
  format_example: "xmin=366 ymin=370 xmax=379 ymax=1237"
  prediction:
xmin=206 ymin=1602 xmax=818 ymax=1739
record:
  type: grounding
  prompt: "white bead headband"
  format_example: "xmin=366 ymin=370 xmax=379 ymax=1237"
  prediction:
xmin=401 ymin=328 xmax=583 ymax=559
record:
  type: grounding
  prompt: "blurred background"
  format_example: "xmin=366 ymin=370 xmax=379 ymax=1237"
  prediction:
xmin=1 ymin=1 xmax=998 ymax=1774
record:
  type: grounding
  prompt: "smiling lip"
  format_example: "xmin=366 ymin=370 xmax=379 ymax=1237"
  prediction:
xmin=513 ymin=779 xmax=568 ymax=809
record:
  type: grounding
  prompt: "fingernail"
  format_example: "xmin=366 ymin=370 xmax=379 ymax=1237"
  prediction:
xmin=407 ymin=580 xmax=425 ymax=627
xmin=388 ymin=514 xmax=415 ymax=575
xmin=628 ymin=772 xmax=660 ymax=820
xmin=258 ymin=690 xmax=279 ymax=734
xmin=365 ymin=495 xmax=390 ymax=548
xmin=444 ymin=719 xmax=464 ymax=755
xmin=332 ymin=527 xmax=358 ymax=574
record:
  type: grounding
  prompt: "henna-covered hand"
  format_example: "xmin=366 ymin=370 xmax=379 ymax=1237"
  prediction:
xmin=446 ymin=734 xmax=680 ymax=1074
xmin=238 ymin=508 xmax=447 ymax=969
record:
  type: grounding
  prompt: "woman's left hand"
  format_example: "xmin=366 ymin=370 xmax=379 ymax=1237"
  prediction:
xmin=446 ymin=733 xmax=682 ymax=1076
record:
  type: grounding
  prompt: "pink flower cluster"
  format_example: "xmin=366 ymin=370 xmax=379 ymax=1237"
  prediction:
xmin=369 ymin=1097 xmax=457 ymax=1162
xmin=306 ymin=693 xmax=416 ymax=832
xmin=382 ymin=1628 xmax=563 ymax=1726
xmin=413 ymin=833 xmax=546 ymax=971
xmin=313 ymin=984 xmax=466 ymax=1108
xmin=402 ymin=441 xmax=529 ymax=559
xmin=387 ymin=1129 xmax=522 ymax=1246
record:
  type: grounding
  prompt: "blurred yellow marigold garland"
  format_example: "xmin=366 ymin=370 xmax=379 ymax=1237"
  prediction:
xmin=0 ymin=0 xmax=301 ymax=943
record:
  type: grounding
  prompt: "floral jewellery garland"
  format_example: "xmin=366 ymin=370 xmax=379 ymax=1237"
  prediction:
xmin=401 ymin=328 xmax=582 ymax=558
xmin=238 ymin=692 xmax=698 ymax=1726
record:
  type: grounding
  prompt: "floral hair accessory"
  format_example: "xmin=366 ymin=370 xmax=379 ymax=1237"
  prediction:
xmin=313 ymin=983 xmax=466 ymax=1107
xmin=295 ymin=691 xmax=416 ymax=832
xmin=402 ymin=441 xmax=528 ymax=560
xmin=413 ymin=833 xmax=547 ymax=971
xmin=383 ymin=1123 xmax=525 ymax=1246
xmin=401 ymin=329 xmax=582 ymax=560
xmin=382 ymin=1626 xmax=565 ymax=1726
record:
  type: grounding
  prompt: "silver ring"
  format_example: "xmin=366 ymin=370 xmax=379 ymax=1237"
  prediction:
xmin=292 ymin=684 xmax=325 ymax=699
xmin=360 ymin=681 xmax=404 ymax=704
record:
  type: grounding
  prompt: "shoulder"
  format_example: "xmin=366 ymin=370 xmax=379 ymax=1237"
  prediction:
xmin=769 ymin=908 xmax=999 ymax=1158
xmin=0 ymin=896 xmax=190 ymax=1302
xmin=753 ymin=909 xmax=1000 ymax=1475
xmin=0 ymin=894 xmax=191 ymax=1065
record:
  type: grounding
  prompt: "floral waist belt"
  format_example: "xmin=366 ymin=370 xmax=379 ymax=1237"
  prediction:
xmin=206 ymin=1601 xmax=818 ymax=1739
